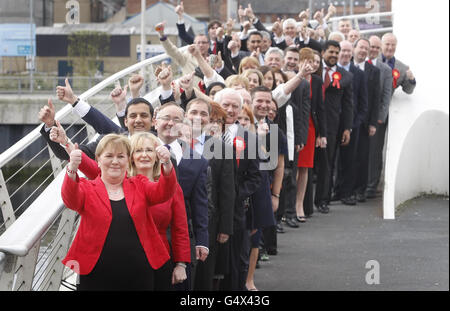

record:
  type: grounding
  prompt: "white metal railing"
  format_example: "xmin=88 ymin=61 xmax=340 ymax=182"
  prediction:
xmin=0 ymin=10 xmax=391 ymax=290
xmin=0 ymin=46 xmax=184 ymax=290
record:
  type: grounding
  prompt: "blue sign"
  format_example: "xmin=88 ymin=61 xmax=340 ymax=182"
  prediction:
xmin=0 ymin=24 xmax=36 ymax=57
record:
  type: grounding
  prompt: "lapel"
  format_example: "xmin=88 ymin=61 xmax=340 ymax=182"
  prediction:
xmin=91 ymin=173 xmax=135 ymax=217
xmin=92 ymin=176 xmax=112 ymax=216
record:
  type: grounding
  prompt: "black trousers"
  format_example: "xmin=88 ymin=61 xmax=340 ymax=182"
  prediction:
xmin=280 ymin=152 xmax=299 ymax=220
xmin=335 ymin=126 xmax=360 ymax=198
xmin=303 ymin=168 xmax=315 ymax=216
xmin=314 ymin=132 xmax=339 ymax=206
xmin=221 ymin=228 xmax=249 ymax=291
xmin=354 ymin=123 xmax=371 ymax=195
xmin=367 ymin=119 xmax=388 ymax=194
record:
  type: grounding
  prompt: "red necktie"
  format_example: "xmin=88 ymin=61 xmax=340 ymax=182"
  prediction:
xmin=213 ymin=41 xmax=217 ymax=55
xmin=322 ymin=67 xmax=331 ymax=99
xmin=368 ymin=59 xmax=373 ymax=65
xmin=191 ymin=138 xmax=199 ymax=150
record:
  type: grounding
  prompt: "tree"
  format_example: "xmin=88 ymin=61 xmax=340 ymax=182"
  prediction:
xmin=67 ymin=30 xmax=110 ymax=76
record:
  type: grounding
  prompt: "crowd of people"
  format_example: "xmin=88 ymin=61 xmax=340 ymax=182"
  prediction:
xmin=37 ymin=2 xmax=416 ymax=291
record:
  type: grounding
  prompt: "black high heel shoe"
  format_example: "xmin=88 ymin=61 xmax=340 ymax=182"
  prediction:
xmin=295 ymin=216 xmax=306 ymax=223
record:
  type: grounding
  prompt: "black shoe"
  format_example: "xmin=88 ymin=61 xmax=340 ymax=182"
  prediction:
xmin=285 ymin=218 xmax=299 ymax=228
xmin=267 ymin=248 xmax=278 ymax=256
xmin=276 ymin=222 xmax=285 ymax=233
xmin=356 ymin=193 xmax=366 ymax=202
xmin=341 ymin=196 xmax=357 ymax=205
xmin=365 ymin=190 xmax=377 ymax=199
xmin=330 ymin=193 xmax=340 ymax=202
xmin=317 ymin=202 xmax=329 ymax=214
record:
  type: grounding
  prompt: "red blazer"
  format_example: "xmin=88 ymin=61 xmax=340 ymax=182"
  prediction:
xmin=151 ymin=184 xmax=191 ymax=263
xmin=61 ymin=154 xmax=177 ymax=275
xmin=78 ymin=152 xmax=191 ymax=264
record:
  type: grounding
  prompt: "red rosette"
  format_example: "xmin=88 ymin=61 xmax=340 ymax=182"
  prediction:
xmin=233 ymin=136 xmax=246 ymax=167
xmin=392 ymin=69 xmax=400 ymax=88
xmin=332 ymin=71 xmax=342 ymax=89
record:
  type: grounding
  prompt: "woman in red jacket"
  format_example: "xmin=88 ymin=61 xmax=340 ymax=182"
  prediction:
xmin=62 ymin=133 xmax=176 ymax=291
xmin=129 ymin=132 xmax=191 ymax=289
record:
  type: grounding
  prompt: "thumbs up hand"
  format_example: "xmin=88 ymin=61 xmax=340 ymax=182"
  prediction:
xmin=56 ymin=78 xmax=78 ymax=106
xmin=50 ymin=120 xmax=69 ymax=145
xmin=68 ymin=143 xmax=82 ymax=172
xmin=39 ymin=98 xmax=56 ymax=128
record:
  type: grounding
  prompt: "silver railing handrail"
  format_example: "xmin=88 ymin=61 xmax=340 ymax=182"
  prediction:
xmin=328 ymin=11 xmax=394 ymax=22
xmin=0 ymin=170 xmax=67 ymax=256
xmin=0 ymin=46 xmax=187 ymax=169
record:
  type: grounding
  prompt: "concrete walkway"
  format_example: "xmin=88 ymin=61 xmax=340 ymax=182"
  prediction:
xmin=254 ymin=196 xmax=449 ymax=291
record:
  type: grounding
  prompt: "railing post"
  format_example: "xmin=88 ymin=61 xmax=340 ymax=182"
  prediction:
xmin=0 ymin=252 xmax=17 ymax=291
xmin=13 ymin=242 xmax=40 ymax=291
xmin=42 ymin=209 xmax=78 ymax=291
xmin=0 ymin=169 xmax=16 ymax=229
xmin=47 ymin=147 xmax=64 ymax=177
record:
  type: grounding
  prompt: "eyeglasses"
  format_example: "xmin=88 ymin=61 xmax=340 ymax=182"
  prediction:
xmin=157 ymin=115 xmax=184 ymax=124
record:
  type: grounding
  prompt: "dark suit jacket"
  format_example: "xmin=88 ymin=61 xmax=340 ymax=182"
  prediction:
xmin=289 ymin=79 xmax=311 ymax=146
xmin=362 ymin=61 xmax=381 ymax=127
xmin=323 ymin=66 xmax=354 ymax=136
xmin=229 ymin=124 xmax=262 ymax=231
xmin=177 ymin=147 xmax=209 ymax=248
xmin=310 ymin=74 xmax=327 ymax=137
xmin=294 ymin=37 xmax=323 ymax=53
xmin=349 ymin=63 xmax=368 ymax=129
xmin=203 ymin=136 xmax=235 ymax=236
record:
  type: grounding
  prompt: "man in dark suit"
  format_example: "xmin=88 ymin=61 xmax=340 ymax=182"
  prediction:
xmin=214 ymin=88 xmax=262 ymax=291
xmin=184 ymin=98 xmax=236 ymax=291
xmin=154 ymin=103 xmax=209 ymax=291
xmin=314 ymin=40 xmax=353 ymax=213
xmin=334 ymin=40 xmax=368 ymax=205
xmin=352 ymin=38 xmax=381 ymax=202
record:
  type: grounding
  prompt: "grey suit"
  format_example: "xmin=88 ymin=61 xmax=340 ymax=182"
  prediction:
xmin=375 ymin=56 xmax=393 ymax=123
xmin=391 ymin=58 xmax=416 ymax=96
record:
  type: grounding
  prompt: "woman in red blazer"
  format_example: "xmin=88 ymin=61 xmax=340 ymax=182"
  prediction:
xmin=62 ymin=134 xmax=176 ymax=291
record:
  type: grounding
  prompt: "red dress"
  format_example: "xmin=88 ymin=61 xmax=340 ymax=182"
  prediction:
xmin=298 ymin=78 xmax=316 ymax=168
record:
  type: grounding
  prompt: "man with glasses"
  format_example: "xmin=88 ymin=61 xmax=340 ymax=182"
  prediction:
xmin=154 ymin=102 xmax=210 ymax=291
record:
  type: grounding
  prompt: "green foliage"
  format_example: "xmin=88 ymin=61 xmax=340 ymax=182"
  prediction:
xmin=67 ymin=31 xmax=110 ymax=76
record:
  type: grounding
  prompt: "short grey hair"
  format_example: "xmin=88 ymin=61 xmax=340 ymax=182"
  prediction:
xmin=260 ymin=30 xmax=271 ymax=40
xmin=283 ymin=18 xmax=297 ymax=30
xmin=328 ymin=31 xmax=345 ymax=42
xmin=265 ymin=47 xmax=284 ymax=59
xmin=213 ymin=88 xmax=244 ymax=108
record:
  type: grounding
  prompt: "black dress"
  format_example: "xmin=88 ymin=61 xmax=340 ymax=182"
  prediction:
xmin=78 ymin=199 xmax=155 ymax=291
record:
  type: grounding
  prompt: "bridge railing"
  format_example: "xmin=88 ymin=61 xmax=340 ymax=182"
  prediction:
xmin=0 ymin=45 xmax=186 ymax=290
xmin=0 ymin=10 xmax=392 ymax=290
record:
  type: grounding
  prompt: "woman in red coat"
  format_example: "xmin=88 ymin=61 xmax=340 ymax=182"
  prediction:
xmin=62 ymin=133 xmax=176 ymax=291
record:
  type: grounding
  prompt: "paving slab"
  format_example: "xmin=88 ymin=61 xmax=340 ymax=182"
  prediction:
xmin=254 ymin=196 xmax=449 ymax=291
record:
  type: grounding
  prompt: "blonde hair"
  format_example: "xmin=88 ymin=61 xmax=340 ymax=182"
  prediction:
xmin=129 ymin=132 xmax=161 ymax=180
xmin=95 ymin=134 xmax=131 ymax=165
xmin=225 ymin=74 xmax=250 ymax=90
xmin=238 ymin=56 xmax=260 ymax=74
xmin=242 ymin=69 xmax=264 ymax=87
xmin=240 ymin=104 xmax=256 ymax=133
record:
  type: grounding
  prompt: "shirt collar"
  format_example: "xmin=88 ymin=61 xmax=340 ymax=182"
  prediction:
xmin=337 ymin=62 xmax=351 ymax=72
